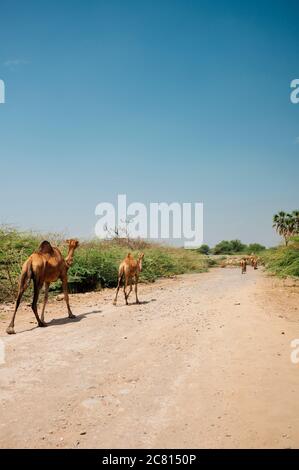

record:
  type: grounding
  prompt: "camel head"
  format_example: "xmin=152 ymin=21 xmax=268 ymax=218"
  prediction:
xmin=65 ymin=239 xmax=79 ymax=268
xmin=65 ymin=239 xmax=79 ymax=250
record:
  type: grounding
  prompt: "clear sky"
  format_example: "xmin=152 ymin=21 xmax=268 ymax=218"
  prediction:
xmin=0 ymin=0 xmax=298 ymax=247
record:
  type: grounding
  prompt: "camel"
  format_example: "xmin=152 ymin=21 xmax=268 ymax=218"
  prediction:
xmin=252 ymin=257 xmax=258 ymax=269
xmin=240 ymin=258 xmax=247 ymax=274
xmin=248 ymin=253 xmax=258 ymax=269
xmin=113 ymin=252 xmax=144 ymax=306
xmin=6 ymin=239 xmax=79 ymax=335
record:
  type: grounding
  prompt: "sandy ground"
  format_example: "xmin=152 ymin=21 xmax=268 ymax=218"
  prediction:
xmin=0 ymin=267 xmax=299 ymax=449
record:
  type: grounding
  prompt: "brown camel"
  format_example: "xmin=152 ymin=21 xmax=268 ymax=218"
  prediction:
xmin=252 ymin=257 xmax=258 ymax=269
xmin=248 ymin=254 xmax=258 ymax=269
xmin=113 ymin=252 xmax=144 ymax=306
xmin=6 ymin=239 xmax=79 ymax=335
xmin=240 ymin=258 xmax=247 ymax=274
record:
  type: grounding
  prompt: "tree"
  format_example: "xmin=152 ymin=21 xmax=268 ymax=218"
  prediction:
xmin=273 ymin=210 xmax=299 ymax=246
xmin=213 ymin=240 xmax=246 ymax=254
xmin=197 ymin=244 xmax=210 ymax=255
xmin=213 ymin=240 xmax=232 ymax=254
xmin=247 ymin=243 xmax=266 ymax=253
xmin=230 ymin=239 xmax=246 ymax=253
xmin=292 ymin=210 xmax=299 ymax=234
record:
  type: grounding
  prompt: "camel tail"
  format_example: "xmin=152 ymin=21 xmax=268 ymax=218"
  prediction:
xmin=118 ymin=265 xmax=124 ymax=278
xmin=20 ymin=259 xmax=33 ymax=290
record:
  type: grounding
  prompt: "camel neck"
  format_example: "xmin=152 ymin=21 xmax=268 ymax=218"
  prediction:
xmin=65 ymin=247 xmax=76 ymax=268
xmin=138 ymin=259 xmax=143 ymax=272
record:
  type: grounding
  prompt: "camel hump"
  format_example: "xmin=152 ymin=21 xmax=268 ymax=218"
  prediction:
xmin=37 ymin=240 xmax=54 ymax=255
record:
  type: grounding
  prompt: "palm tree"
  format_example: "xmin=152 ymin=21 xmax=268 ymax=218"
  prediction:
xmin=273 ymin=210 xmax=299 ymax=245
xmin=273 ymin=211 xmax=290 ymax=245
xmin=292 ymin=210 xmax=299 ymax=234
xmin=285 ymin=213 xmax=296 ymax=242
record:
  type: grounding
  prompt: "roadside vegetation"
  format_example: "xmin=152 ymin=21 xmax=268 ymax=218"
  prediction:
xmin=263 ymin=210 xmax=299 ymax=278
xmin=259 ymin=237 xmax=299 ymax=278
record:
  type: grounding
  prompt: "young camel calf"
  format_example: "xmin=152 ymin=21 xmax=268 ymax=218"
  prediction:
xmin=113 ymin=253 xmax=144 ymax=305
xmin=6 ymin=239 xmax=79 ymax=334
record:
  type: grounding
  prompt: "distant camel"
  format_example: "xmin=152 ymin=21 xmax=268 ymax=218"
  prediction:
xmin=240 ymin=258 xmax=247 ymax=274
xmin=252 ymin=257 xmax=258 ymax=269
xmin=6 ymin=239 xmax=79 ymax=335
xmin=113 ymin=253 xmax=144 ymax=305
xmin=248 ymin=254 xmax=258 ymax=269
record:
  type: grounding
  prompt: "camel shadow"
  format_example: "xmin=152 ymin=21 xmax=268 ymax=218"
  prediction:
xmin=125 ymin=298 xmax=157 ymax=306
xmin=15 ymin=309 xmax=102 ymax=334
xmin=46 ymin=309 xmax=102 ymax=327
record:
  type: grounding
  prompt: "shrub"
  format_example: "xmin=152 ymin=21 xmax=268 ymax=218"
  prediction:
xmin=260 ymin=239 xmax=299 ymax=278
xmin=197 ymin=244 xmax=210 ymax=255
xmin=247 ymin=243 xmax=266 ymax=253
xmin=213 ymin=239 xmax=246 ymax=255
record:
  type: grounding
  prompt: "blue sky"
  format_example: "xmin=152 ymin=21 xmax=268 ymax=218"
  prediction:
xmin=0 ymin=0 xmax=298 ymax=246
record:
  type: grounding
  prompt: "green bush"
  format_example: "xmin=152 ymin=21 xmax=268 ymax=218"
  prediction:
xmin=247 ymin=243 xmax=266 ymax=253
xmin=260 ymin=239 xmax=299 ymax=278
xmin=213 ymin=239 xmax=246 ymax=254
xmin=0 ymin=228 xmax=41 ymax=301
xmin=197 ymin=244 xmax=210 ymax=255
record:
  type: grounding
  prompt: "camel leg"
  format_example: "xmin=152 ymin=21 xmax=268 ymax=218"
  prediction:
xmin=61 ymin=277 xmax=76 ymax=319
xmin=40 ymin=282 xmax=49 ymax=324
xmin=135 ymin=275 xmax=140 ymax=304
xmin=123 ymin=277 xmax=129 ymax=305
xmin=6 ymin=286 xmax=26 ymax=334
xmin=31 ymin=279 xmax=45 ymax=328
xmin=126 ymin=278 xmax=133 ymax=302
xmin=7 ymin=264 xmax=33 ymax=334
xmin=113 ymin=274 xmax=122 ymax=305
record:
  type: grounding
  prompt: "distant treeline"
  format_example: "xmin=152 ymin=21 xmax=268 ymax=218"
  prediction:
xmin=196 ymin=240 xmax=266 ymax=255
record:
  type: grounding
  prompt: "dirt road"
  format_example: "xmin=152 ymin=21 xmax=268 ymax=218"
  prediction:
xmin=1 ymin=267 xmax=299 ymax=448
